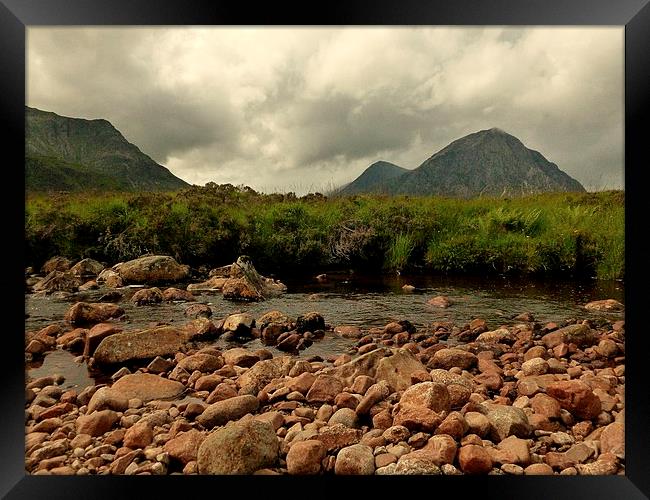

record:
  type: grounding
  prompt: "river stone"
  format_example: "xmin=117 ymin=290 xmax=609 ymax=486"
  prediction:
xmin=428 ymin=369 xmax=474 ymax=408
xmin=131 ymin=287 xmax=163 ymax=305
xmin=458 ymin=445 xmax=493 ymax=474
xmin=162 ymin=287 xmax=196 ymax=302
xmin=334 ymin=444 xmax=375 ymax=475
xmin=431 ymin=348 xmax=478 ymax=370
xmin=306 ymin=375 xmax=343 ymax=404
xmin=164 ymin=429 xmax=206 ymax=465
xmin=42 ymin=256 xmax=72 ymax=273
xmin=546 ymin=380 xmax=602 ymax=420
xmin=83 ymin=323 xmax=123 ymax=358
xmin=476 ymin=328 xmax=516 ymax=344
xmin=286 ymin=440 xmax=327 ymax=475
xmin=399 ymin=382 xmax=451 ymax=413
xmin=86 ymin=387 xmax=129 ymax=413
xmin=110 ymin=373 xmax=185 ymax=402
xmin=393 ymin=451 xmax=443 ymax=475
xmin=197 ymin=419 xmax=279 ymax=474
xmin=599 ymin=422 xmax=624 ymax=459
xmin=237 ymin=356 xmax=296 ymax=396
xmin=64 ymin=302 xmax=124 ymax=325
xmin=187 ymin=276 xmax=228 ymax=292
xmin=76 ymin=410 xmax=119 ymax=437
xmin=222 ymin=313 xmax=255 ymax=335
xmin=542 ymin=324 xmax=595 ymax=348
xmin=222 ymin=278 xmax=262 ymax=301
xmin=375 ymin=348 xmax=428 ymax=392
xmin=178 ymin=353 xmax=223 ymax=373
xmin=584 ymin=299 xmax=624 ymax=312
xmin=322 ymin=348 xmax=388 ymax=387
xmin=196 ymin=395 xmax=259 ymax=429
xmin=33 ymin=271 xmax=81 ymax=293
xmin=257 ymin=311 xmax=291 ymax=330
xmin=70 ymin=258 xmax=105 ymax=277
xmin=480 ymin=403 xmax=533 ymax=442
xmin=93 ymin=326 xmax=187 ymax=365
xmin=117 ymin=255 xmax=190 ymax=284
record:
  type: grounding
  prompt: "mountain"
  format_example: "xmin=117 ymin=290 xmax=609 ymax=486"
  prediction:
xmin=337 ymin=161 xmax=408 ymax=195
xmin=340 ymin=128 xmax=586 ymax=198
xmin=25 ymin=107 xmax=190 ymax=192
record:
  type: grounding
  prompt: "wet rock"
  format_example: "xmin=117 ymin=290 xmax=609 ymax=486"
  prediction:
xmin=334 ymin=325 xmax=363 ymax=339
xmin=110 ymin=373 xmax=185 ymax=402
xmin=286 ymin=440 xmax=327 ymax=475
xmin=222 ymin=313 xmax=255 ymax=336
xmin=83 ymin=323 xmax=123 ymax=358
xmin=427 ymin=296 xmax=450 ymax=308
xmin=296 ymin=312 xmax=325 ymax=333
xmin=431 ymin=348 xmax=478 ymax=370
xmin=184 ymin=317 xmax=220 ymax=341
xmin=131 ymin=287 xmax=163 ymax=306
xmin=222 ymin=278 xmax=262 ymax=301
xmin=161 ymin=287 xmax=196 ymax=302
xmin=42 ymin=256 xmax=72 ymax=273
xmin=334 ymin=444 xmax=375 ymax=475
xmin=70 ymin=258 xmax=105 ymax=278
xmin=458 ymin=445 xmax=492 ymax=474
xmin=277 ymin=333 xmax=302 ymax=353
xmin=184 ymin=303 xmax=212 ymax=318
xmin=64 ymin=302 xmax=124 ymax=325
xmin=476 ymin=328 xmax=516 ymax=345
xmin=196 ymin=395 xmax=259 ymax=429
xmin=33 ymin=271 xmax=81 ymax=293
xmin=187 ymin=276 xmax=228 ymax=292
xmin=546 ymin=380 xmax=601 ymax=420
xmin=93 ymin=326 xmax=188 ymax=365
xmin=117 ymin=255 xmax=190 ymax=284
xmin=197 ymin=419 xmax=278 ymax=474
xmin=584 ymin=299 xmax=624 ymax=312
xmin=542 ymin=324 xmax=595 ymax=348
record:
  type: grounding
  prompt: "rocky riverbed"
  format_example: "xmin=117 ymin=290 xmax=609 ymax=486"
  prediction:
xmin=24 ymin=255 xmax=625 ymax=475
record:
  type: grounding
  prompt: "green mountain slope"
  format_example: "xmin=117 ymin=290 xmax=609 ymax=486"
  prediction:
xmin=26 ymin=107 xmax=190 ymax=192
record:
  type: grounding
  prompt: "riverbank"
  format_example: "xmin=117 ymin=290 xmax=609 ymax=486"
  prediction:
xmin=24 ymin=255 xmax=625 ymax=476
xmin=25 ymin=186 xmax=624 ymax=280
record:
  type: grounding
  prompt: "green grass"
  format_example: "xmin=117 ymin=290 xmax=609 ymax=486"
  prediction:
xmin=25 ymin=186 xmax=625 ymax=280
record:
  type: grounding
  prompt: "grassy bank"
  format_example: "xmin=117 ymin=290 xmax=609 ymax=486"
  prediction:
xmin=25 ymin=185 xmax=624 ymax=280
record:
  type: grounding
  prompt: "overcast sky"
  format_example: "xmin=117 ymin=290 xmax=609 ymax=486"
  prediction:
xmin=27 ymin=27 xmax=624 ymax=193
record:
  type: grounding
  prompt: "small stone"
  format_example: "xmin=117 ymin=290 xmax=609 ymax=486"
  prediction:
xmin=458 ymin=445 xmax=492 ymax=474
xmin=286 ymin=440 xmax=327 ymax=475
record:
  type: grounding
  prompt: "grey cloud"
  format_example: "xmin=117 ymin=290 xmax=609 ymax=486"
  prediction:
xmin=27 ymin=27 xmax=624 ymax=193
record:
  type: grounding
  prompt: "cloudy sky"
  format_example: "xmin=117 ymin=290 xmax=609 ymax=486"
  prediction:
xmin=27 ymin=27 xmax=624 ymax=193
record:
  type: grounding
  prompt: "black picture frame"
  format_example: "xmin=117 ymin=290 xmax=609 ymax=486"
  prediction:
xmin=3 ymin=0 xmax=649 ymax=498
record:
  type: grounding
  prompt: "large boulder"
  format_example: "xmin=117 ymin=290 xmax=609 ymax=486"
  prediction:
xmin=221 ymin=256 xmax=286 ymax=302
xmin=117 ymin=255 xmax=190 ymax=285
xmin=41 ymin=256 xmax=72 ymax=273
xmin=197 ymin=419 xmax=279 ymax=474
xmin=32 ymin=271 xmax=81 ymax=293
xmin=69 ymin=258 xmax=105 ymax=278
xmin=93 ymin=326 xmax=188 ymax=365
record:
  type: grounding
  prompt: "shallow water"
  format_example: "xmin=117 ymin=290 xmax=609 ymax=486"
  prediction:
xmin=25 ymin=273 xmax=624 ymax=392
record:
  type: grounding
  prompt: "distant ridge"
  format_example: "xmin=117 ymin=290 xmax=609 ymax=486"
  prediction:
xmin=338 ymin=128 xmax=586 ymax=198
xmin=337 ymin=161 xmax=408 ymax=195
xmin=25 ymin=107 xmax=190 ymax=192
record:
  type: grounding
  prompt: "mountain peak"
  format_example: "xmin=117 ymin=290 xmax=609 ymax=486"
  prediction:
xmin=339 ymin=128 xmax=585 ymax=198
